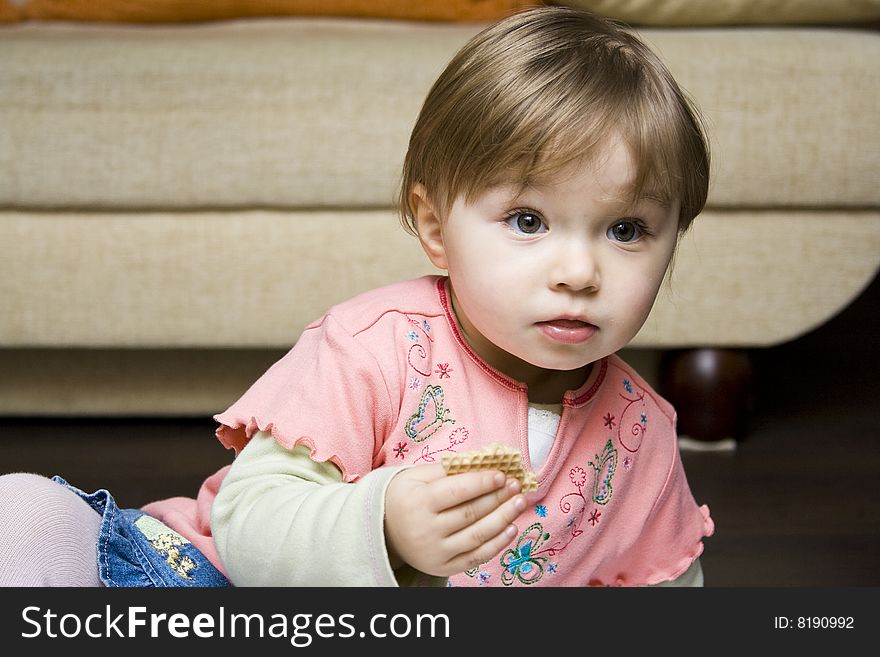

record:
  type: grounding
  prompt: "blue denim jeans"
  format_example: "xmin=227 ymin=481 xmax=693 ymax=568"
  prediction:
xmin=52 ymin=476 xmax=230 ymax=587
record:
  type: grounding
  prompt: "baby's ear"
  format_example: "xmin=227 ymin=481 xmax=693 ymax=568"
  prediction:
xmin=411 ymin=184 xmax=448 ymax=270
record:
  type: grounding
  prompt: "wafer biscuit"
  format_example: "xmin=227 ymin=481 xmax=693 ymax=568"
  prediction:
xmin=441 ymin=443 xmax=538 ymax=492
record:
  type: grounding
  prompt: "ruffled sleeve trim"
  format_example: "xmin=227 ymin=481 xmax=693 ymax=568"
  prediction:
xmin=211 ymin=309 xmax=398 ymax=484
xmin=214 ymin=414 xmax=361 ymax=484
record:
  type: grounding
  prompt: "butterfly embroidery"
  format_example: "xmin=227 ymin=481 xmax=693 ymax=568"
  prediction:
xmin=589 ymin=440 xmax=618 ymax=506
xmin=500 ymin=523 xmax=550 ymax=586
xmin=405 ymin=384 xmax=455 ymax=443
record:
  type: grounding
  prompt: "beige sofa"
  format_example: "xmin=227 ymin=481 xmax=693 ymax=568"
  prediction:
xmin=1 ymin=3 xmax=878 ymax=418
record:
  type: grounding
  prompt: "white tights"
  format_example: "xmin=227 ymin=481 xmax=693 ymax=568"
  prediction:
xmin=0 ymin=473 xmax=103 ymax=586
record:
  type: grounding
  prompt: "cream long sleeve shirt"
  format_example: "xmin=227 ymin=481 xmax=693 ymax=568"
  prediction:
xmin=210 ymin=431 xmax=443 ymax=587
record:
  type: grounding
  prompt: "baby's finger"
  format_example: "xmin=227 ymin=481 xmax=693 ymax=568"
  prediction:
xmin=444 ymin=519 xmax=521 ymax=575
xmin=428 ymin=469 xmax=508 ymax=512
xmin=443 ymin=493 xmax=526 ymax=558
xmin=438 ymin=478 xmax=522 ymax=534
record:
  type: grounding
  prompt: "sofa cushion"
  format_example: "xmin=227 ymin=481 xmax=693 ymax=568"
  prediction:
xmin=0 ymin=20 xmax=877 ymax=210
xmin=560 ymin=0 xmax=880 ymax=26
xmin=1 ymin=208 xmax=877 ymax=349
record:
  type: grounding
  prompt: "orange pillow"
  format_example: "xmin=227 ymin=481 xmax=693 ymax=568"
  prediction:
xmin=0 ymin=0 xmax=536 ymax=23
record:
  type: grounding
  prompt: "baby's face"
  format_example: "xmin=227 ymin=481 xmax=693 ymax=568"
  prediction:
xmin=437 ymin=140 xmax=678 ymax=387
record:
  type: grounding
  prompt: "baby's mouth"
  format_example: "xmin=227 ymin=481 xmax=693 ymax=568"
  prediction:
xmin=536 ymin=319 xmax=597 ymax=344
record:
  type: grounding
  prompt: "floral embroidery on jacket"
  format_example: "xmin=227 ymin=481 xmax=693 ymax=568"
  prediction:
xmin=413 ymin=427 xmax=469 ymax=463
xmin=540 ymin=467 xmax=589 ymax=558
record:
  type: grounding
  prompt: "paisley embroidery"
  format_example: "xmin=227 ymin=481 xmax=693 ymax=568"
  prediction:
xmin=500 ymin=523 xmax=550 ymax=586
xmin=589 ymin=440 xmax=617 ymax=505
xmin=405 ymin=384 xmax=455 ymax=443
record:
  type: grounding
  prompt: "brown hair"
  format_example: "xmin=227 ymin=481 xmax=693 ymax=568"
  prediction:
xmin=398 ymin=6 xmax=710 ymax=234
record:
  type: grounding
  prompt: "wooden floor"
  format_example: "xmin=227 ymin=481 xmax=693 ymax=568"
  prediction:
xmin=1 ymin=278 xmax=878 ymax=587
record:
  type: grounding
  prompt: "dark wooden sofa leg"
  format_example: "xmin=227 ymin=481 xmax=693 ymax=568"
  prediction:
xmin=659 ymin=348 xmax=754 ymax=444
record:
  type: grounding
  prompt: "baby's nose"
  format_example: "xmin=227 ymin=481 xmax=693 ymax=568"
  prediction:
xmin=551 ymin=241 xmax=600 ymax=292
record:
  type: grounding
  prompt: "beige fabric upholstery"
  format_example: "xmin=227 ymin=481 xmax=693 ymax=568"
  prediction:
xmin=641 ymin=211 xmax=880 ymax=346
xmin=0 ymin=210 xmax=434 ymax=347
xmin=563 ymin=0 xmax=880 ymax=25
xmin=1 ymin=209 xmax=876 ymax=348
xmin=0 ymin=17 xmax=877 ymax=415
xmin=641 ymin=28 xmax=880 ymax=208
xmin=1 ymin=21 xmax=878 ymax=209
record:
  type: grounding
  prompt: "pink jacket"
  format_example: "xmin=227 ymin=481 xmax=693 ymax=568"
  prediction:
xmin=147 ymin=275 xmax=713 ymax=586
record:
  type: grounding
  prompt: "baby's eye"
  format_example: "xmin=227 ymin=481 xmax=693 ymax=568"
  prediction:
xmin=505 ymin=210 xmax=547 ymax=235
xmin=607 ymin=220 xmax=645 ymax=243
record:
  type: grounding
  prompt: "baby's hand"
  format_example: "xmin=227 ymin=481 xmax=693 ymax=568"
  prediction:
xmin=384 ymin=463 xmax=526 ymax=577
